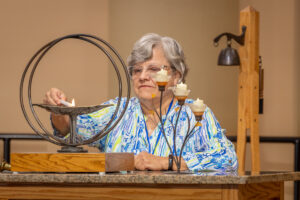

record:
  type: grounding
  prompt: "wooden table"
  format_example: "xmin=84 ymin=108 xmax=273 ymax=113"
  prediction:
xmin=0 ymin=171 xmax=299 ymax=199
xmin=2 ymin=133 xmax=300 ymax=199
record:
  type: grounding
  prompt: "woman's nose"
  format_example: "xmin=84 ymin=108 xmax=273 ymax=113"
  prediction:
xmin=139 ymin=69 xmax=150 ymax=80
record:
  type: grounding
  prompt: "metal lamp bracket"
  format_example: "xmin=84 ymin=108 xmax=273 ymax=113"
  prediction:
xmin=214 ymin=26 xmax=247 ymax=46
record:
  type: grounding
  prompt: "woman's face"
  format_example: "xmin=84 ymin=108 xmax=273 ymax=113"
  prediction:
xmin=131 ymin=46 xmax=180 ymax=102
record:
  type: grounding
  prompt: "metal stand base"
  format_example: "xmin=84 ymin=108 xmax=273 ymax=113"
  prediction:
xmin=57 ymin=146 xmax=88 ymax=153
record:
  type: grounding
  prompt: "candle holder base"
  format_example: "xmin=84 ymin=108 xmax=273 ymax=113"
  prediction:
xmin=158 ymin=85 xmax=166 ymax=92
xmin=176 ymin=96 xmax=187 ymax=106
xmin=194 ymin=113 xmax=204 ymax=122
xmin=57 ymin=146 xmax=88 ymax=153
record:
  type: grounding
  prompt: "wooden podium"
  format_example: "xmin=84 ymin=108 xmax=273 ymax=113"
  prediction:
xmin=11 ymin=152 xmax=134 ymax=172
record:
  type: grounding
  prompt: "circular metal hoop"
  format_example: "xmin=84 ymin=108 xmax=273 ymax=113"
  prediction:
xmin=20 ymin=34 xmax=130 ymax=147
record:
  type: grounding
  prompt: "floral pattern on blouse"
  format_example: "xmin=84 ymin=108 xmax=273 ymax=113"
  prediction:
xmin=75 ymin=97 xmax=237 ymax=171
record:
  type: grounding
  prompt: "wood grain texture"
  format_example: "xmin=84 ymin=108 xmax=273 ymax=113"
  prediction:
xmin=221 ymin=185 xmax=238 ymax=200
xmin=0 ymin=185 xmax=223 ymax=200
xmin=11 ymin=152 xmax=134 ymax=172
xmin=0 ymin=182 xmax=285 ymax=200
xmin=238 ymin=182 xmax=283 ymax=200
xmin=105 ymin=152 xmax=134 ymax=172
xmin=237 ymin=6 xmax=260 ymax=175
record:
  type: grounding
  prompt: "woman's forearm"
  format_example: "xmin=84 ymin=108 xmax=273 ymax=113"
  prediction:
xmin=135 ymin=151 xmax=188 ymax=171
xmin=51 ymin=114 xmax=70 ymax=136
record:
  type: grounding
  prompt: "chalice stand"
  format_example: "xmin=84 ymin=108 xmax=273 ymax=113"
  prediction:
xmin=12 ymin=34 xmax=133 ymax=172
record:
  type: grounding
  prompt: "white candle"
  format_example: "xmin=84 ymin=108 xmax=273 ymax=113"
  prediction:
xmin=60 ymin=99 xmax=75 ymax=107
xmin=153 ymin=68 xmax=170 ymax=82
xmin=190 ymin=98 xmax=206 ymax=112
xmin=173 ymin=82 xmax=190 ymax=96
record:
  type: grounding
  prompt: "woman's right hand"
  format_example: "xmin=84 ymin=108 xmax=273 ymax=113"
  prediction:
xmin=44 ymin=88 xmax=70 ymax=135
xmin=43 ymin=88 xmax=67 ymax=106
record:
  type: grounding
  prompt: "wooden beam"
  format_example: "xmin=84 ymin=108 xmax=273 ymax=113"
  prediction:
xmin=237 ymin=6 xmax=260 ymax=175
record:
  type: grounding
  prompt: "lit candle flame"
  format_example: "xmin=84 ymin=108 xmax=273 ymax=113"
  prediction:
xmin=190 ymin=98 xmax=206 ymax=112
xmin=173 ymin=82 xmax=190 ymax=97
xmin=152 ymin=67 xmax=171 ymax=83
xmin=71 ymin=99 xmax=75 ymax=107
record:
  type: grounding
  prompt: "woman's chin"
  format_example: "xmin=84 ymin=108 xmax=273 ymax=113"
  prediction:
xmin=135 ymin=88 xmax=156 ymax=99
xmin=137 ymin=94 xmax=155 ymax=101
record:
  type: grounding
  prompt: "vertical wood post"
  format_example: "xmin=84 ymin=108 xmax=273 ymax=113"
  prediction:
xmin=237 ymin=6 xmax=260 ymax=175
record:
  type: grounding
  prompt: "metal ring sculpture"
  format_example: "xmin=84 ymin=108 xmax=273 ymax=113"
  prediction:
xmin=20 ymin=34 xmax=130 ymax=149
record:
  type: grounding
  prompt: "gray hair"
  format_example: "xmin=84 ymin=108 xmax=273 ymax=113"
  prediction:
xmin=127 ymin=33 xmax=188 ymax=82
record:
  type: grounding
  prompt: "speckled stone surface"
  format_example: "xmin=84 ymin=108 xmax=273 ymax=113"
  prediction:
xmin=0 ymin=171 xmax=300 ymax=185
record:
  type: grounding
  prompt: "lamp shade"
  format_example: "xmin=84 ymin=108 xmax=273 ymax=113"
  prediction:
xmin=217 ymin=47 xmax=240 ymax=66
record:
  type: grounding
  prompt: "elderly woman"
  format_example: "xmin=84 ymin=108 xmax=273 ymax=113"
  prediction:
xmin=45 ymin=33 xmax=237 ymax=171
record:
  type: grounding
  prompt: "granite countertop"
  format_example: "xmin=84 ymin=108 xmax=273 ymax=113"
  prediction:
xmin=0 ymin=171 xmax=300 ymax=185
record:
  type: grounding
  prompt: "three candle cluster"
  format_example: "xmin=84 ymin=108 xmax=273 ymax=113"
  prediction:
xmin=153 ymin=67 xmax=206 ymax=121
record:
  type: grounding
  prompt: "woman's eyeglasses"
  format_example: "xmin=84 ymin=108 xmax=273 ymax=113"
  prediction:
xmin=129 ymin=65 xmax=174 ymax=78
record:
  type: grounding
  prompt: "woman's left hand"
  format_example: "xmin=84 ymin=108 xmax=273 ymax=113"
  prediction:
xmin=134 ymin=151 xmax=168 ymax=171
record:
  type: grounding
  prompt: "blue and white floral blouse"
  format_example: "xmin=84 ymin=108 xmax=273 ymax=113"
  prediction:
xmin=75 ymin=97 xmax=237 ymax=171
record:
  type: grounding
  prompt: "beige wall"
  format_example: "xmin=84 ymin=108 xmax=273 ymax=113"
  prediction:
xmin=239 ymin=0 xmax=298 ymax=136
xmin=296 ymin=0 xmax=300 ymax=134
xmin=239 ymin=0 xmax=298 ymax=166
xmin=0 ymin=0 xmax=109 ymax=153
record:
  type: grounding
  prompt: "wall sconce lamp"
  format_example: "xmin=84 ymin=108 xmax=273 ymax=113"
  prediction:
xmin=213 ymin=26 xmax=246 ymax=66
